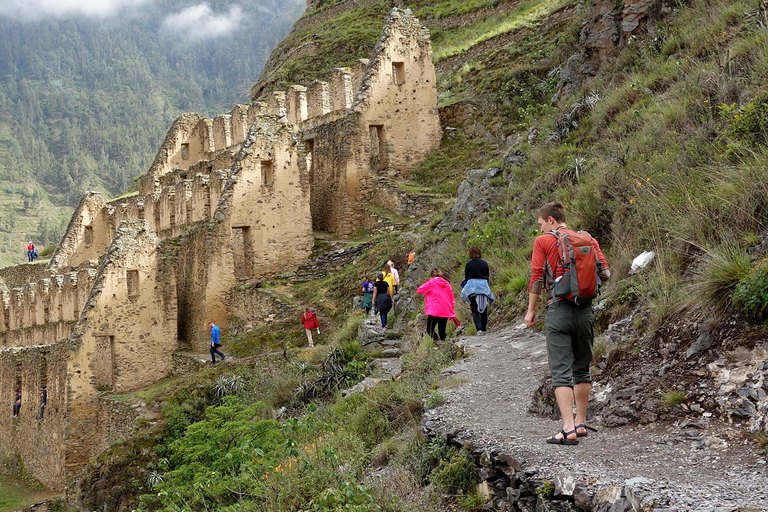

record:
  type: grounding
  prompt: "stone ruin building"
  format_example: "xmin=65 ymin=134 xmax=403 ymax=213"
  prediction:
xmin=0 ymin=8 xmax=440 ymax=491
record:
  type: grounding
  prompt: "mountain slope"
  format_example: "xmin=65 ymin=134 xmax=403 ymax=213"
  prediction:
xmin=0 ymin=0 xmax=305 ymax=267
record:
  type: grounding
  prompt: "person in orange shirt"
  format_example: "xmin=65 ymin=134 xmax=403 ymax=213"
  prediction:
xmin=525 ymin=202 xmax=609 ymax=446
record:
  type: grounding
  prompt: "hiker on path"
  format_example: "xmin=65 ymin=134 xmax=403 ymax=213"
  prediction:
xmin=417 ymin=268 xmax=456 ymax=348
xmin=209 ymin=321 xmax=225 ymax=364
xmin=12 ymin=389 xmax=21 ymax=418
xmin=460 ymin=246 xmax=494 ymax=335
xmin=26 ymin=241 xmax=36 ymax=262
xmin=301 ymin=308 xmax=321 ymax=348
xmin=387 ymin=260 xmax=400 ymax=294
xmin=37 ymin=385 xmax=47 ymax=420
xmin=524 ymin=202 xmax=610 ymax=445
xmin=372 ymin=271 xmax=393 ymax=328
xmin=361 ymin=277 xmax=374 ymax=315
xmin=382 ymin=263 xmax=397 ymax=294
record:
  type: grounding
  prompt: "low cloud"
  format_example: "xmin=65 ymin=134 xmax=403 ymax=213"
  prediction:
xmin=0 ymin=0 xmax=149 ymax=20
xmin=161 ymin=3 xmax=243 ymax=42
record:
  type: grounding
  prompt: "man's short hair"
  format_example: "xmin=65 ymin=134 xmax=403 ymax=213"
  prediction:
xmin=537 ymin=202 xmax=567 ymax=223
xmin=469 ymin=246 xmax=482 ymax=259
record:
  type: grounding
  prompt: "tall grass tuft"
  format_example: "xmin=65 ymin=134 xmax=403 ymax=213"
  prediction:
xmin=689 ymin=243 xmax=752 ymax=313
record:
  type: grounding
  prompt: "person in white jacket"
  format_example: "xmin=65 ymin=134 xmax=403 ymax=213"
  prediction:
xmin=387 ymin=260 xmax=400 ymax=294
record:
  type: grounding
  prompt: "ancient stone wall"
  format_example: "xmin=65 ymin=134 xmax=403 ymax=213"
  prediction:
xmin=0 ymin=266 xmax=96 ymax=348
xmin=0 ymin=341 xmax=70 ymax=490
xmin=353 ymin=8 xmax=442 ymax=180
xmin=62 ymin=221 xmax=176 ymax=488
xmin=0 ymin=7 xmax=442 ymax=491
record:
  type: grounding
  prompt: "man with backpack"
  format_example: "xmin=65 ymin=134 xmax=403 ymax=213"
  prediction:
xmin=524 ymin=202 xmax=610 ymax=446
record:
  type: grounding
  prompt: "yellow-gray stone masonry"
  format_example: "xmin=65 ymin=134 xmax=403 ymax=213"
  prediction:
xmin=0 ymin=7 xmax=440 ymax=492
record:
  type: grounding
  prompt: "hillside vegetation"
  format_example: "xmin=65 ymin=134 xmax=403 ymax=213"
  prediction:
xmin=69 ymin=0 xmax=768 ymax=510
xmin=0 ymin=0 xmax=304 ymax=267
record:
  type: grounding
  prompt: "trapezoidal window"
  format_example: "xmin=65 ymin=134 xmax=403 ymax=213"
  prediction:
xmin=392 ymin=62 xmax=406 ymax=85
xmin=261 ymin=160 xmax=274 ymax=187
xmin=369 ymin=125 xmax=387 ymax=172
xmin=181 ymin=143 xmax=190 ymax=160
xmin=84 ymin=225 xmax=93 ymax=246
xmin=231 ymin=226 xmax=253 ymax=279
xmin=93 ymin=336 xmax=115 ymax=389
xmin=305 ymin=139 xmax=315 ymax=176
xmin=126 ymin=270 xmax=139 ymax=298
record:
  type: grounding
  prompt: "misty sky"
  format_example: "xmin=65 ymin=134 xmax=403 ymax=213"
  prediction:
xmin=0 ymin=0 xmax=306 ymax=41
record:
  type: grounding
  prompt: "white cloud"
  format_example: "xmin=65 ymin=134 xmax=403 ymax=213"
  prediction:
xmin=0 ymin=0 xmax=149 ymax=20
xmin=161 ymin=3 xmax=243 ymax=42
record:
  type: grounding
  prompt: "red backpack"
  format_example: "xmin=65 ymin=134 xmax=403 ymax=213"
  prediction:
xmin=547 ymin=230 xmax=606 ymax=305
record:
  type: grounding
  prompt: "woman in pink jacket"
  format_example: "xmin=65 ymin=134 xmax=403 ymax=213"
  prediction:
xmin=417 ymin=268 xmax=456 ymax=347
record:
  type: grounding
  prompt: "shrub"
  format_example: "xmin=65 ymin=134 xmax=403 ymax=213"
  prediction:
xmin=306 ymin=481 xmax=375 ymax=512
xmin=689 ymin=243 xmax=752 ymax=313
xmin=430 ymin=448 xmax=478 ymax=494
xmin=720 ymin=91 xmax=768 ymax=145
xmin=731 ymin=258 xmax=768 ymax=320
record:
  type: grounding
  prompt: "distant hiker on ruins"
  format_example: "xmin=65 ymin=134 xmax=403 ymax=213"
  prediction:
xmin=12 ymin=389 xmax=21 ymax=418
xmin=408 ymin=252 xmax=415 ymax=267
xmin=524 ymin=202 xmax=610 ymax=446
xmin=209 ymin=321 xmax=225 ymax=364
xmin=361 ymin=277 xmax=374 ymax=315
xmin=417 ymin=268 xmax=456 ymax=348
xmin=37 ymin=385 xmax=47 ymax=420
xmin=387 ymin=260 xmax=400 ymax=294
xmin=382 ymin=263 xmax=397 ymax=295
xmin=27 ymin=241 xmax=36 ymax=262
xmin=460 ymin=246 xmax=494 ymax=335
xmin=301 ymin=308 xmax=321 ymax=348
xmin=372 ymin=271 xmax=393 ymax=328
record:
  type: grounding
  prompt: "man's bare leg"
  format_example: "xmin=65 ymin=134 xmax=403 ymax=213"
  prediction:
xmin=553 ymin=386 xmax=577 ymax=441
xmin=574 ymin=382 xmax=591 ymax=435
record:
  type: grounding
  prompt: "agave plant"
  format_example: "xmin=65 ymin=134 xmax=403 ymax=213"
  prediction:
xmin=214 ymin=373 xmax=248 ymax=399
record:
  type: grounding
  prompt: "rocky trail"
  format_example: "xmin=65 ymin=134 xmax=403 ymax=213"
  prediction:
xmin=423 ymin=325 xmax=768 ymax=511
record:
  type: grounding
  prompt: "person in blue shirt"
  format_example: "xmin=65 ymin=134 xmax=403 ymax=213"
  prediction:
xmin=209 ymin=321 xmax=225 ymax=364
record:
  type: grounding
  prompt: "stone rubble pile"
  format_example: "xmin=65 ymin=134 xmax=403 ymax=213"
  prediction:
xmin=710 ymin=347 xmax=768 ymax=435
xmin=287 ymin=242 xmax=372 ymax=283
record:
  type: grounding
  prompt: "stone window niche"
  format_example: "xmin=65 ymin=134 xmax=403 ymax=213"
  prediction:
xmin=232 ymin=226 xmax=253 ymax=279
xmin=93 ymin=336 xmax=115 ymax=389
xmin=181 ymin=143 xmax=190 ymax=160
xmin=261 ymin=160 xmax=275 ymax=187
xmin=126 ymin=270 xmax=140 ymax=298
xmin=392 ymin=62 xmax=406 ymax=85
xmin=305 ymin=139 xmax=315 ymax=175
xmin=369 ymin=125 xmax=387 ymax=172
xmin=84 ymin=225 xmax=93 ymax=246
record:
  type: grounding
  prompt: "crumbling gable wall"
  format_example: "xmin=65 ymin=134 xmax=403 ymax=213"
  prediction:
xmin=354 ymin=7 xmax=441 ymax=180
xmin=228 ymin=116 xmax=313 ymax=276
xmin=267 ymin=8 xmax=441 ymax=235
xmin=173 ymin=117 xmax=313 ymax=350
xmin=63 ymin=220 xmax=176 ymax=486
xmin=50 ymin=193 xmax=110 ymax=269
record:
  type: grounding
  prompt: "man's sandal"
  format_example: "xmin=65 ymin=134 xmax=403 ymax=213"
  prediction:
xmin=575 ymin=424 xmax=598 ymax=437
xmin=546 ymin=429 xmax=579 ymax=445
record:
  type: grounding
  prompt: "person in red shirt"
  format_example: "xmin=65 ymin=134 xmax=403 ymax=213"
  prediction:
xmin=525 ymin=202 xmax=610 ymax=445
xmin=301 ymin=308 xmax=321 ymax=348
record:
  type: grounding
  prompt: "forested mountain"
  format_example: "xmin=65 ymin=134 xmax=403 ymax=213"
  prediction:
xmin=0 ymin=0 xmax=305 ymax=267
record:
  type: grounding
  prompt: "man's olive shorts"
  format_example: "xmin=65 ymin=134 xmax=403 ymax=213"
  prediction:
xmin=544 ymin=300 xmax=594 ymax=388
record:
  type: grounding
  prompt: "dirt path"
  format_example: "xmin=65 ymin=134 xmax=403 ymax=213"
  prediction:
xmin=423 ymin=326 xmax=768 ymax=509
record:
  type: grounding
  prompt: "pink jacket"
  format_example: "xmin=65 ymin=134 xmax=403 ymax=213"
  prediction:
xmin=417 ymin=277 xmax=455 ymax=318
